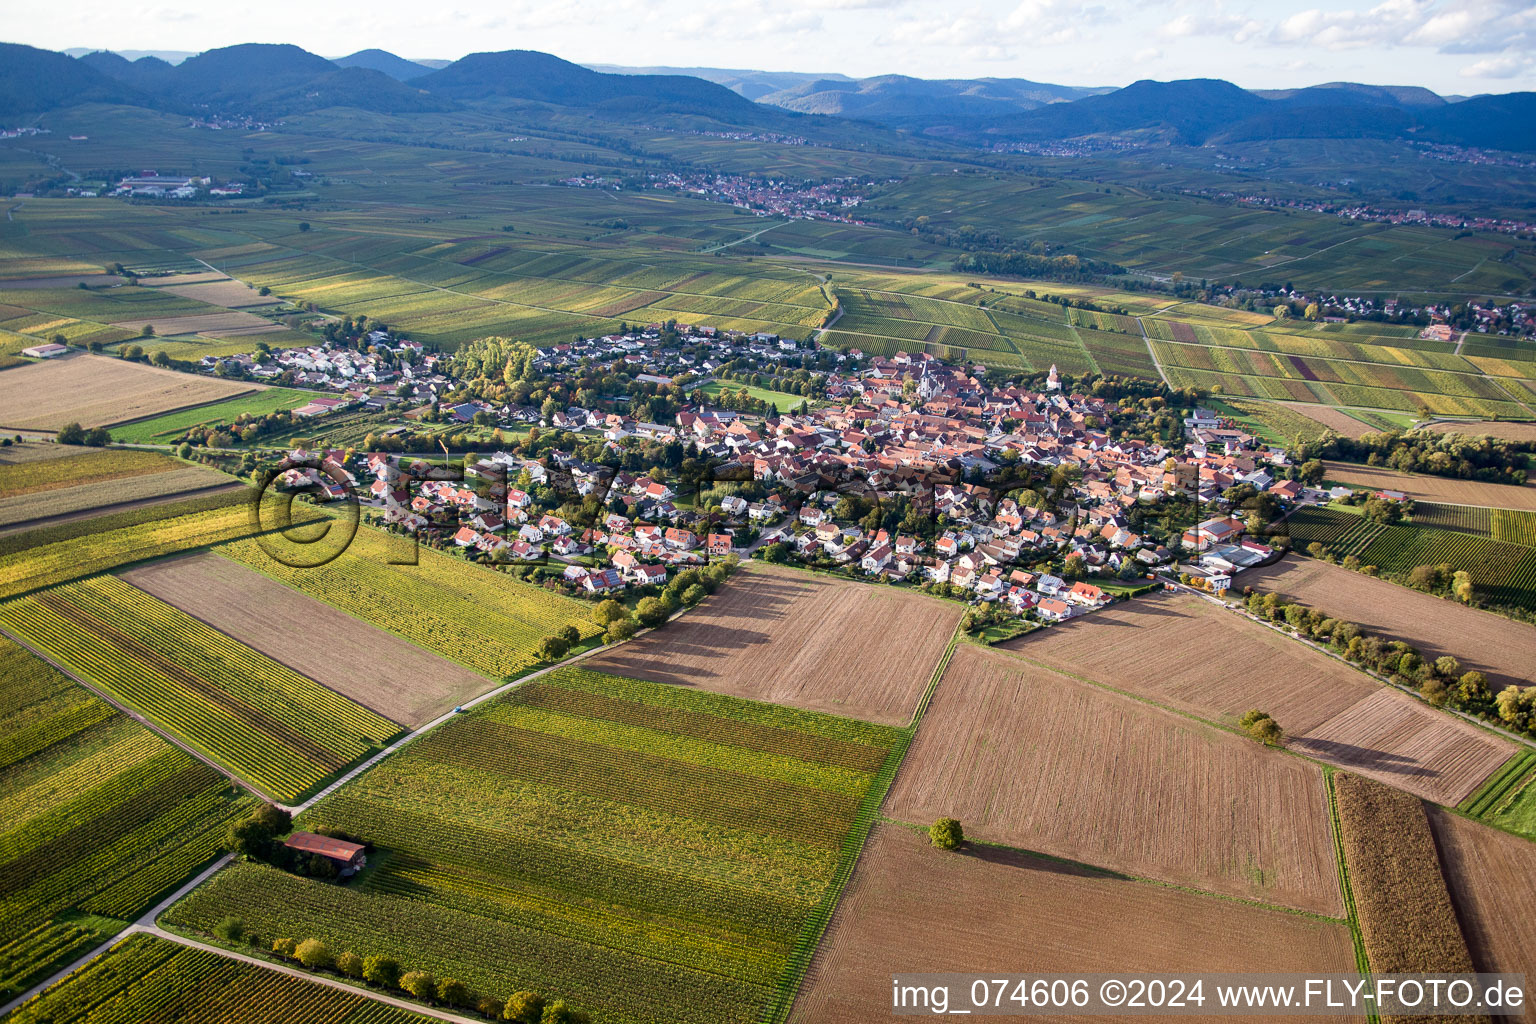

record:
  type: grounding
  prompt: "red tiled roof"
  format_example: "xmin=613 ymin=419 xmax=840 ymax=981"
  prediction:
xmin=283 ymin=831 xmax=364 ymax=860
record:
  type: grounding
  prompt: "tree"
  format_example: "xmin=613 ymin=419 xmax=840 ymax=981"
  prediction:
xmin=634 ymin=596 xmax=668 ymax=628
xmin=55 ymin=422 xmax=86 ymax=445
xmin=259 ymin=285 xmax=272 ymax=296
xmin=1458 ymin=671 xmax=1490 ymax=703
xmin=228 ymin=803 xmax=291 ymax=860
xmin=140 ymin=324 xmax=156 ymax=338
xmin=1062 ymin=552 xmax=1086 ymax=577
xmin=363 ymin=955 xmax=401 ymax=989
xmin=1239 ymin=709 xmax=1283 ymax=746
xmin=337 ymin=951 xmax=364 ymax=978
xmin=591 ymin=599 xmax=625 ymax=626
xmin=295 ymin=938 xmax=334 ymax=971
xmin=682 ymin=583 xmax=706 ymax=606
xmin=541 ymin=1001 xmax=580 ymax=1024
xmin=271 ymin=937 xmax=297 ymax=958
xmin=478 ymin=997 xmax=506 ymax=1019
xmin=761 ymin=541 xmax=789 ymax=563
xmin=84 ymin=427 xmax=110 ymax=446
xmin=539 ymin=635 xmax=571 ymax=660
xmin=122 ymin=344 xmax=143 ymax=360
xmin=298 ymin=222 xmax=311 ymax=232
xmin=399 ymin=971 xmax=437 ymax=1001
xmin=604 ymin=617 xmax=638 ymax=644
xmin=212 ymin=917 xmax=246 ymax=943
xmin=929 ymin=817 xmax=964 ymax=850
xmin=1452 ymin=570 xmax=1475 ymax=603
xmin=504 ymin=992 xmax=546 ymax=1022
xmin=151 ymin=350 xmax=172 ymax=368
xmin=176 ymin=442 xmax=193 ymax=459
xmin=437 ymin=978 xmax=471 ymax=1008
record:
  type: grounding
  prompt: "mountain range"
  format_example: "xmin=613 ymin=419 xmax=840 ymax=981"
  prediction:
xmin=3 ymin=42 xmax=1532 ymax=153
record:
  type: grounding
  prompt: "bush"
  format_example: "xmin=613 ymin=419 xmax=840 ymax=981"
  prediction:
xmin=337 ymin=951 xmax=364 ymax=978
xmin=212 ymin=917 xmax=246 ymax=943
xmin=363 ymin=954 xmax=401 ymax=988
xmin=929 ymin=817 xmax=964 ymax=851
xmin=503 ymin=992 xmax=545 ymax=1022
xmin=295 ymin=938 xmax=333 ymax=971
xmin=400 ymin=970 xmax=437 ymax=1001
xmin=634 ymin=596 xmax=668 ymax=628
xmin=438 ymin=978 xmax=470 ymax=1007
xmin=591 ymin=599 xmax=625 ymax=626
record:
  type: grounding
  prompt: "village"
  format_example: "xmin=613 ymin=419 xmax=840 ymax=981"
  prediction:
xmin=259 ymin=318 xmax=1344 ymax=632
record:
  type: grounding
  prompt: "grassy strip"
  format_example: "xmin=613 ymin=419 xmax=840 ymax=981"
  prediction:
xmin=1458 ymin=750 xmax=1536 ymax=817
xmin=1325 ymin=768 xmax=1376 ymax=1024
xmin=0 ymin=487 xmax=251 ymax=559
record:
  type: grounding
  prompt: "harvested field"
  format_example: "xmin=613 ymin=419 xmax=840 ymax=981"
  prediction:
xmin=0 ymin=481 xmax=243 ymax=537
xmin=1292 ymin=403 xmax=1374 ymax=438
xmin=1323 ymin=460 xmax=1536 ymax=511
xmin=886 ymin=643 xmax=1341 ymax=914
xmin=120 ymin=552 xmax=495 ymax=727
xmin=586 ymin=564 xmax=960 ymax=726
xmin=1007 ymin=591 xmax=1513 ymax=804
xmin=791 ymin=824 xmax=1361 ymax=1024
xmin=0 ymin=442 xmax=79 ymax=464
xmin=1333 ymin=774 xmax=1479 ymax=1024
xmin=1242 ymin=558 xmax=1536 ymax=692
xmin=0 ymin=355 xmax=256 ymax=430
xmin=1427 ymin=807 xmax=1536 ymax=1024
xmin=155 ymin=280 xmax=282 ymax=307
xmin=110 ymin=311 xmax=272 ymax=334
xmin=1424 ymin=419 xmax=1536 ymax=443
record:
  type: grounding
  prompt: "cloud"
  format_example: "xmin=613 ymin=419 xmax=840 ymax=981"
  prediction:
xmin=1133 ymin=46 xmax=1162 ymax=62
xmin=1459 ymin=52 xmax=1531 ymax=77
xmin=1158 ymin=9 xmax=1264 ymax=43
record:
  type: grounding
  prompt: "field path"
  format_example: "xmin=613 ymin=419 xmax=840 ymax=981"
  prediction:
xmin=700 ymin=219 xmax=790 ymax=253
xmin=1136 ymin=314 xmax=1171 ymax=386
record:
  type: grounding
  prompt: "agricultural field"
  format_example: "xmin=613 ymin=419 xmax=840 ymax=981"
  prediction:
xmin=215 ymin=526 xmax=602 ymax=681
xmin=1219 ymin=398 xmax=1362 ymax=443
xmin=1321 ymin=460 xmax=1536 ymax=511
xmin=1332 ymin=773 xmax=1476 ymax=976
xmin=1006 ymin=591 xmax=1514 ymax=804
xmin=790 ymin=824 xmax=1360 ymax=1024
xmin=884 ymin=643 xmax=1341 ymax=914
xmin=0 ymin=637 xmax=248 ymax=996
xmin=1424 ymin=419 xmax=1536 ymax=443
xmin=1457 ymin=751 xmax=1536 ymax=840
xmin=0 ymin=576 xmax=401 ymax=803
xmin=587 ymin=564 xmax=962 ymax=726
xmin=1426 ymin=807 xmax=1536 ymax=1023
xmin=1240 ymin=558 xmax=1536 ymax=693
xmin=0 ymin=354 xmax=258 ymax=431
xmin=122 ymin=553 xmax=497 ymax=728
xmin=166 ymin=666 xmax=905 ymax=1024
xmin=5 ymin=934 xmax=435 ymax=1024
xmin=109 ymin=388 xmax=315 ymax=444
xmin=0 ymin=494 xmax=324 ymax=600
xmin=0 ymin=448 xmax=234 ymax=530
xmin=1284 ymin=506 xmax=1536 ymax=610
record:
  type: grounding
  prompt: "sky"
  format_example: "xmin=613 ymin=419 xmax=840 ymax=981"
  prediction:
xmin=24 ymin=0 xmax=1536 ymax=94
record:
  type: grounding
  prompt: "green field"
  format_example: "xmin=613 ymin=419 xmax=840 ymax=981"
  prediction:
xmin=0 ymin=637 xmax=249 ymax=996
xmin=694 ymin=379 xmax=816 ymax=413
xmin=166 ymin=666 xmax=905 ymax=1024
xmin=111 ymin=387 xmax=317 ymax=444
xmin=0 ymin=576 xmax=400 ymax=802
xmin=215 ymin=529 xmax=602 ymax=680
xmin=1458 ymin=751 xmax=1536 ymax=840
xmin=5 ymin=933 xmax=435 ymax=1024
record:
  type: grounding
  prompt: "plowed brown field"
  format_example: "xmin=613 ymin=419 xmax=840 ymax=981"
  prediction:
xmin=120 ymin=552 xmax=496 ymax=726
xmin=1425 ymin=420 xmax=1536 ymax=444
xmin=790 ymin=824 xmax=1361 ymax=1024
xmin=1427 ymin=807 xmax=1536 ymax=1024
xmin=1242 ymin=558 xmax=1535 ymax=692
xmin=0 ymin=354 xmax=257 ymax=430
xmin=1006 ymin=592 xmax=1513 ymax=804
xmin=1323 ymin=461 xmax=1536 ymax=510
xmin=586 ymin=564 xmax=960 ymax=726
xmin=885 ymin=643 xmax=1341 ymax=914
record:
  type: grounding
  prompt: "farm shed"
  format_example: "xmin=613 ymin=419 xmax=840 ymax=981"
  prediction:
xmin=283 ymin=832 xmax=367 ymax=876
